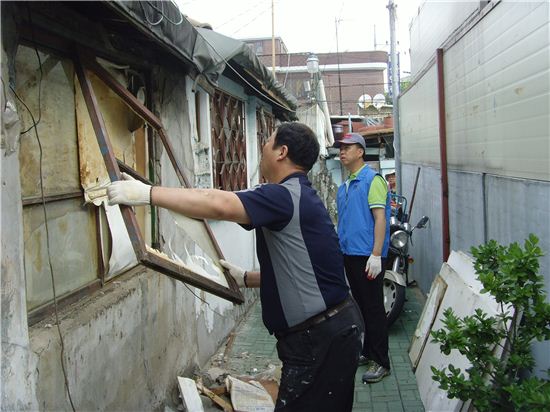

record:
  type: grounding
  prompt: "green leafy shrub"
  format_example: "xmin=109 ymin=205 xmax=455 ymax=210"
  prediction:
xmin=430 ymin=234 xmax=550 ymax=411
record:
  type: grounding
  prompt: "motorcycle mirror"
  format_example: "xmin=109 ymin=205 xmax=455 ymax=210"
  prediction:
xmin=415 ymin=216 xmax=429 ymax=229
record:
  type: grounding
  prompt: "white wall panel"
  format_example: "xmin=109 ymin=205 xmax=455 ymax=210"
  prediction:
xmin=400 ymin=65 xmax=440 ymax=165
xmin=445 ymin=1 xmax=550 ymax=180
xmin=410 ymin=1 xmax=480 ymax=75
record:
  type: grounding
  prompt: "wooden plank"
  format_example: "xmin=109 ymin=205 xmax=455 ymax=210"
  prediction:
xmin=22 ymin=190 xmax=83 ymax=206
xmin=196 ymin=379 xmax=234 ymax=412
xmin=408 ymin=274 xmax=447 ymax=370
xmin=177 ymin=377 xmax=204 ymax=412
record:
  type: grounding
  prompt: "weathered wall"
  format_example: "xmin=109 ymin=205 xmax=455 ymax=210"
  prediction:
xmin=1 ymin=105 xmax=40 ymax=411
xmin=400 ymin=0 xmax=550 ymax=377
xmin=4 ymin=65 xmax=256 ymax=411
xmin=31 ymin=268 xmax=205 ymax=410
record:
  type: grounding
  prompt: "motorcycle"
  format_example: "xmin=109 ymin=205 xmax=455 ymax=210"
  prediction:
xmin=383 ymin=194 xmax=429 ymax=326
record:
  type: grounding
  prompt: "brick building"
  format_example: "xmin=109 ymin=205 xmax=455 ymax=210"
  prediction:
xmin=243 ymin=37 xmax=388 ymax=115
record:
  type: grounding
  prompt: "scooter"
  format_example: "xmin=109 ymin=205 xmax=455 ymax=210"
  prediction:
xmin=383 ymin=194 xmax=429 ymax=326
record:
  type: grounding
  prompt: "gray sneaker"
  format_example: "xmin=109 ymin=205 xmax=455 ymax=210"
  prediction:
xmin=362 ymin=361 xmax=390 ymax=383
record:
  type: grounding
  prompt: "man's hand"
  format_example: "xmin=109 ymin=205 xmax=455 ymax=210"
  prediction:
xmin=219 ymin=259 xmax=247 ymax=288
xmin=107 ymin=173 xmax=151 ymax=206
xmin=365 ymin=255 xmax=382 ymax=280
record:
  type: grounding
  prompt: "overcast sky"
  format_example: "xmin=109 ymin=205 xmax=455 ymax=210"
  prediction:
xmin=176 ymin=0 xmax=424 ymax=75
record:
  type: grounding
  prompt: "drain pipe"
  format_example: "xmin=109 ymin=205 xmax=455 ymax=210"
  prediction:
xmin=436 ymin=48 xmax=450 ymax=262
xmin=318 ymin=77 xmax=335 ymax=146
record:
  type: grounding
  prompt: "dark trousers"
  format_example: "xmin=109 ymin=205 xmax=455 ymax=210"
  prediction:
xmin=344 ymin=255 xmax=390 ymax=370
xmin=274 ymin=298 xmax=364 ymax=411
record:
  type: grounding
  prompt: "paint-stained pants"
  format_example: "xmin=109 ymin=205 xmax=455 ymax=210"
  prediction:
xmin=344 ymin=254 xmax=390 ymax=370
xmin=274 ymin=299 xmax=364 ymax=411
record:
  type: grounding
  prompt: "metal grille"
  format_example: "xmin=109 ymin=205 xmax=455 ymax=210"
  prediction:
xmin=210 ymin=90 xmax=247 ymax=191
xmin=256 ymin=107 xmax=274 ymax=150
xmin=256 ymin=108 xmax=274 ymax=183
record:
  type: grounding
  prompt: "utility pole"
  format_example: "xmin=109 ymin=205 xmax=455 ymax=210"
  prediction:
xmin=335 ymin=18 xmax=344 ymax=116
xmin=271 ymin=0 xmax=275 ymax=74
xmin=388 ymin=0 xmax=402 ymax=193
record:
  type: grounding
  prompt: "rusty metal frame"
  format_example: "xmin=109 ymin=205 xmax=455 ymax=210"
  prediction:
xmin=75 ymin=50 xmax=243 ymax=304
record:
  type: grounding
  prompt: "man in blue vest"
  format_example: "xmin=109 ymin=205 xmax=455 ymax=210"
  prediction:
xmin=335 ymin=133 xmax=391 ymax=383
xmin=108 ymin=122 xmax=364 ymax=411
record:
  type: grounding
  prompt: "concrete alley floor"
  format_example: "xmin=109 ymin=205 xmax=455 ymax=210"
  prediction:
xmin=208 ymin=287 xmax=426 ymax=411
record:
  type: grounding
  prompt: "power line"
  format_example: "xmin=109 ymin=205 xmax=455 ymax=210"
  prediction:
xmin=230 ymin=5 xmax=273 ymax=36
xmin=216 ymin=2 xmax=266 ymax=29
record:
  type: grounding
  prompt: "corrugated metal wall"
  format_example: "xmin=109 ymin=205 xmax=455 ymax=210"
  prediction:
xmin=400 ymin=0 xmax=550 ymax=377
xmin=409 ymin=1 xmax=480 ymax=75
xmin=405 ymin=1 xmax=550 ymax=181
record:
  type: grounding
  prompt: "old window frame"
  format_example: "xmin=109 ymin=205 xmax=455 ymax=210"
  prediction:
xmin=14 ymin=42 xmax=106 ymax=324
xmin=75 ymin=51 xmax=243 ymax=304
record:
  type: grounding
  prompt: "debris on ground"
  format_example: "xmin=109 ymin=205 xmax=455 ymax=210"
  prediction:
xmin=176 ymin=367 xmax=279 ymax=412
xmin=177 ymin=377 xmax=204 ymax=412
xmin=226 ymin=376 xmax=274 ymax=412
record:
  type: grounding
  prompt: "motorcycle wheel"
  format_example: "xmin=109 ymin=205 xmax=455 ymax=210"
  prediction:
xmin=383 ymin=278 xmax=406 ymax=327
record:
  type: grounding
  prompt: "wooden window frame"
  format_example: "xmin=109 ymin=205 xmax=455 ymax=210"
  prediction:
xmin=75 ymin=50 xmax=243 ymax=304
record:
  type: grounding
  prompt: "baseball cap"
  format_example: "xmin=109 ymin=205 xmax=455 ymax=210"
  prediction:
xmin=333 ymin=133 xmax=366 ymax=150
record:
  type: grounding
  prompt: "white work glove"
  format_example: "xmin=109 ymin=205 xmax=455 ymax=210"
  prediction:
xmin=107 ymin=172 xmax=151 ymax=206
xmin=365 ymin=255 xmax=382 ymax=280
xmin=219 ymin=259 xmax=247 ymax=288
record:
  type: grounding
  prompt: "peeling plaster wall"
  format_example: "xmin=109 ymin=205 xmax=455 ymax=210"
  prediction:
xmin=310 ymin=159 xmax=340 ymax=225
xmin=1 ymin=104 xmax=40 ymax=411
xmin=30 ymin=268 xmax=211 ymax=410
xmin=1 ymin=13 xmax=40 ymax=409
xmin=3 ymin=57 xmax=254 ymax=412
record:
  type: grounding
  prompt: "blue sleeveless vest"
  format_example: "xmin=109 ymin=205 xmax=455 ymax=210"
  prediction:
xmin=336 ymin=165 xmax=391 ymax=256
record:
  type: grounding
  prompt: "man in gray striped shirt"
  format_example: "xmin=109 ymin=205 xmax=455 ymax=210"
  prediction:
xmin=108 ymin=122 xmax=364 ymax=411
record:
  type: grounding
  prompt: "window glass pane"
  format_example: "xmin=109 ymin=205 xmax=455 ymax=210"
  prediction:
xmin=16 ymin=45 xmax=80 ymax=198
xmin=23 ymin=199 xmax=98 ymax=310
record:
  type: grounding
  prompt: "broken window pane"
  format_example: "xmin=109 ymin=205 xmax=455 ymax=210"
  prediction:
xmin=23 ymin=199 xmax=99 ymax=311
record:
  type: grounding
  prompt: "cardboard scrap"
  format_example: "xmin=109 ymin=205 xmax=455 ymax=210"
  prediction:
xmin=226 ymin=376 xmax=275 ymax=412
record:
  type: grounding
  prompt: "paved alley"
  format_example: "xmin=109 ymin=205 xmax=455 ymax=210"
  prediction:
xmin=213 ymin=287 xmax=426 ymax=411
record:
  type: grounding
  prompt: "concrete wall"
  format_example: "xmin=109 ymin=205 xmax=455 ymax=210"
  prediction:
xmin=400 ymin=0 xmax=550 ymax=377
xmin=1 ymin=50 xmax=40 ymax=407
